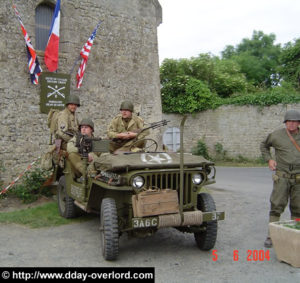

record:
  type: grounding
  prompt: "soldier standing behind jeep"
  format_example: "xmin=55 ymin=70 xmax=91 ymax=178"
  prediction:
xmin=55 ymin=94 xmax=80 ymax=150
xmin=260 ymin=109 xmax=300 ymax=248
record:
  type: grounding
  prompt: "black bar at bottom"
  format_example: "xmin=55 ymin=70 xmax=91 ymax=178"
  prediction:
xmin=0 ymin=267 xmax=155 ymax=282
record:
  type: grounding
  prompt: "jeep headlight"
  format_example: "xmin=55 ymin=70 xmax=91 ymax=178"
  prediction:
xmin=132 ymin=176 xmax=145 ymax=189
xmin=207 ymin=166 xmax=216 ymax=179
xmin=192 ymin=173 xmax=203 ymax=185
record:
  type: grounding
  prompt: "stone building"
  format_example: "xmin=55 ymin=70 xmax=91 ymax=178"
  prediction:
xmin=0 ymin=0 xmax=162 ymax=183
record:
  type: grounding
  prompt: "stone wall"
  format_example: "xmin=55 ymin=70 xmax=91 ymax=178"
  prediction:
xmin=163 ymin=104 xmax=300 ymax=159
xmin=0 ymin=0 xmax=162 ymax=184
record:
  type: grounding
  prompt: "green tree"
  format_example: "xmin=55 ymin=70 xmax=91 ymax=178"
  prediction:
xmin=161 ymin=76 xmax=217 ymax=113
xmin=222 ymin=30 xmax=282 ymax=87
xmin=278 ymin=39 xmax=300 ymax=88
xmin=185 ymin=77 xmax=216 ymax=111
xmin=185 ymin=54 xmax=216 ymax=85
xmin=161 ymin=75 xmax=188 ymax=113
xmin=160 ymin=53 xmax=251 ymax=102
xmin=212 ymin=58 xmax=252 ymax=97
xmin=160 ymin=59 xmax=185 ymax=83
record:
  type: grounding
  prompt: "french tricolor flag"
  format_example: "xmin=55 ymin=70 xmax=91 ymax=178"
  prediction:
xmin=44 ymin=0 xmax=60 ymax=72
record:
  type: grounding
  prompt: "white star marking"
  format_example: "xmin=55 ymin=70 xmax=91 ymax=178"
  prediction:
xmin=141 ymin=153 xmax=172 ymax=164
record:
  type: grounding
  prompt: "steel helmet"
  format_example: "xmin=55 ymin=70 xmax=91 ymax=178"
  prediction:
xmin=79 ymin=118 xmax=94 ymax=131
xmin=65 ymin=94 xmax=80 ymax=107
xmin=283 ymin=110 xmax=300 ymax=123
xmin=120 ymin=100 xmax=134 ymax=112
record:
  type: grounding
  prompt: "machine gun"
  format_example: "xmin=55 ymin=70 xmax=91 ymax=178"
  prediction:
xmin=75 ymin=134 xmax=110 ymax=157
xmin=142 ymin=119 xmax=170 ymax=132
xmin=111 ymin=119 xmax=170 ymax=146
xmin=76 ymin=134 xmax=92 ymax=158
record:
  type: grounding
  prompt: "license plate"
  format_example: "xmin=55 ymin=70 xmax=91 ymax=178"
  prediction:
xmin=202 ymin=211 xmax=225 ymax=221
xmin=132 ymin=217 xmax=158 ymax=228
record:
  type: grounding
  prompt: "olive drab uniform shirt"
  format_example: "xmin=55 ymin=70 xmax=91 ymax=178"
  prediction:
xmin=67 ymin=134 xmax=100 ymax=177
xmin=260 ymin=128 xmax=300 ymax=173
xmin=67 ymin=135 xmax=99 ymax=160
xmin=55 ymin=108 xmax=79 ymax=148
xmin=107 ymin=113 xmax=150 ymax=152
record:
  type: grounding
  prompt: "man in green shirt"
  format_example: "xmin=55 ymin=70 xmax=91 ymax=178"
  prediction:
xmin=56 ymin=94 xmax=80 ymax=150
xmin=67 ymin=118 xmax=99 ymax=178
xmin=107 ymin=100 xmax=149 ymax=153
xmin=260 ymin=109 xmax=300 ymax=248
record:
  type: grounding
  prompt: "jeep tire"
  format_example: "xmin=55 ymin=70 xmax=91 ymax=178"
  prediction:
xmin=100 ymin=198 xmax=119 ymax=260
xmin=57 ymin=176 xmax=79 ymax=218
xmin=194 ymin=193 xmax=218 ymax=250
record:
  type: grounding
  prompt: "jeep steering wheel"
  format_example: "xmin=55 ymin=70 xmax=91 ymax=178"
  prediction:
xmin=129 ymin=138 xmax=158 ymax=152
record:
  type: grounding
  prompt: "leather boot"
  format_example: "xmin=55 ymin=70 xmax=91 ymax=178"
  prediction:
xmin=264 ymin=215 xmax=280 ymax=248
xmin=264 ymin=237 xmax=272 ymax=248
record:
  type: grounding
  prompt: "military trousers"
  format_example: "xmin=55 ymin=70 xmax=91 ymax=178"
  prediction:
xmin=68 ymin=153 xmax=97 ymax=178
xmin=109 ymin=139 xmax=146 ymax=153
xmin=68 ymin=153 xmax=85 ymax=177
xmin=269 ymin=171 xmax=300 ymax=218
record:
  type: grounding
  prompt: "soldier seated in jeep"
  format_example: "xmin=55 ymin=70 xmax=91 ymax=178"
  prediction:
xmin=107 ymin=100 xmax=150 ymax=153
xmin=67 ymin=118 xmax=100 ymax=179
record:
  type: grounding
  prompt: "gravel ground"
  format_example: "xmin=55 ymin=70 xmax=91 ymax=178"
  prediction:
xmin=0 ymin=167 xmax=300 ymax=282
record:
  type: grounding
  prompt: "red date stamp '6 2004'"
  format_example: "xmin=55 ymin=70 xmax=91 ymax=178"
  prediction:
xmin=212 ymin=250 xmax=270 ymax=262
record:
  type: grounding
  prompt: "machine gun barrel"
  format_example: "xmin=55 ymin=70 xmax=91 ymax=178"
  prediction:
xmin=141 ymin=119 xmax=170 ymax=132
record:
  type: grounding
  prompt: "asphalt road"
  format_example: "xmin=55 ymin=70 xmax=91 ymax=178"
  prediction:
xmin=1 ymin=167 xmax=299 ymax=282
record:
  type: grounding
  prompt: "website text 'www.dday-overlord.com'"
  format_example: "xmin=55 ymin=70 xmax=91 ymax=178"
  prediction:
xmin=0 ymin=267 xmax=155 ymax=282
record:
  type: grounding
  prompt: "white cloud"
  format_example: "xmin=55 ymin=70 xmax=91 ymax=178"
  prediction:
xmin=158 ymin=0 xmax=300 ymax=63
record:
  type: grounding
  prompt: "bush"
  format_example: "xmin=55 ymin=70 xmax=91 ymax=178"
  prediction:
xmin=161 ymin=76 xmax=219 ymax=113
xmin=214 ymin=142 xmax=227 ymax=160
xmin=9 ymin=167 xmax=52 ymax=203
xmin=221 ymin=85 xmax=300 ymax=107
xmin=191 ymin=139 xmax=211 ymax=160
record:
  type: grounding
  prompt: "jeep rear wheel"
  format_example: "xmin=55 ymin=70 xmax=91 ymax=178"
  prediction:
xmin=100 ymin=198 xmax=119 ymax=261
xmin=194 ymin=193 xmax=218 ymax=250
xmin=57 ymin=176 xmax=78 ymax=218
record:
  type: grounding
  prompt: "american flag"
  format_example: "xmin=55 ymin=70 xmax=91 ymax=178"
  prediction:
xmin=13 ymin=5 xmax=42 ymax=85
xmin=76 ymin=22 xmax=101 ymax=88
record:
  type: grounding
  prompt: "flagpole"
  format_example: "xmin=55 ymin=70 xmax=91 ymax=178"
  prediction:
xmin=69 ymin=54 xmax=81 ymax=75
xmin=70 ymin=21 xmax=101 ymax=75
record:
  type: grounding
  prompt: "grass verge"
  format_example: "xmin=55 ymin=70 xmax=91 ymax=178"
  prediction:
xmin=0 ymin=202 xmax=95 ymax=228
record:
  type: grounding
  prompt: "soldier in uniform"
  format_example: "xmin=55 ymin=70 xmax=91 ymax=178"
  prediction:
xmin=56 ymin=94 xmax=80 ymax=150
xmin=260 ymin=109 xmax=300 ymax=248
xmin=67 ymin=118 xmax=99 ymax=178
xmin=107 ymin=100 xmax=149 ymax=153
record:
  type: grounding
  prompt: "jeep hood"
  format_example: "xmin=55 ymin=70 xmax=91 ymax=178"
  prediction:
xmin=94 ymin=152 xmax=213 ymax=172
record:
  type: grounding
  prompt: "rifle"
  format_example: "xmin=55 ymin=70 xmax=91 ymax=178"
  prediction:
xmin=111 ymin=119 xmax=170 ymax=146
xmin=64 ymin=130 xmax=77 ymax=137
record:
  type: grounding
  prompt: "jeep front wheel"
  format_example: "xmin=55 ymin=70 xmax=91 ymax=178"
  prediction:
xmin=194 ymin=193 xmax=218 ymax=250
xmin=57 ymin=176 xmax=78 ymax=218
xmin=100 ymin=198 xmax=119 ymax=260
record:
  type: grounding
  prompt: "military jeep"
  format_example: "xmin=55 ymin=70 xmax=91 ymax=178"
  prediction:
xmin=54 ymin=118 xmax=224 ymax=261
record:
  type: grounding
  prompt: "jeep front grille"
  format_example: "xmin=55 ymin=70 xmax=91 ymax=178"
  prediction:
xmin=140 ymin=171 xmax=197 ymax=205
